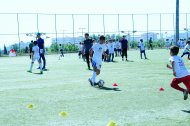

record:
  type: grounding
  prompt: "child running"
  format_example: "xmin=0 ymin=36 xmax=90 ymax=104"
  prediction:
xmin=166 ymin=46 xmax=190 ymax=100
xmin=181 ymin=40 xmax=190 ymax=59
xmin=28 ymin=41 xmax=43 ymax=74
xmin=88 ymin=35 xmax=107 ymax=86
xmin=138 ymin=39 xmax=148 ymax=59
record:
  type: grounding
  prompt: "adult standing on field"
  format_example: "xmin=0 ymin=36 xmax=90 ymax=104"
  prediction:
xmin=36 ymin=33 xmax=46 ymax=70
xmin=120 ymin=35 xmax=128 ymax=61
xmin=149 ymin=37 xmax=153 ymax=50
xmin=82 ymin=33 xmax=93 ymax=70
xmin=29 ymin=40 xmax=34 ymax=59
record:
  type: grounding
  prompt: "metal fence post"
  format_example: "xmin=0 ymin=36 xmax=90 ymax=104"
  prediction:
xmin=118 ymin=14 xmax=120 ymax=35
xmin=72 ymin=14 xmax=75 ymax=43
xmin=132 ymin=14 xmax=135 ymax=42
xmin=176 ymin=0 xmax=179 ymax=44
xmin=160 ymin=13 xmax=162 ymax=39
xmin=147 ymin=14 xmax=149 ymax=42
xmin=37 ymin=14 xmax=39 ymax=33
xmin=103 ymin=14 xmax=105 ymax=36
xmin=186 ymin=13 xmax=188 ymax=39
xmin=16 ymin=13 xmax=21 ymax=53
xmin=55 ymin=14 xmax=58 ymax=43
xmin=88 ymin=14 xmax=90 ymax=34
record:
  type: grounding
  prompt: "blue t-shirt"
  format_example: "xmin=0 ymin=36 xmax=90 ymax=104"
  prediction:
xmin=84 ymin=39 xmax=93 ymax=53
xmin=37 ymin=38 xmax=44 ymax=49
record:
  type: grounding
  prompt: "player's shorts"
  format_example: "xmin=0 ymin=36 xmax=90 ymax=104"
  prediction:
xmin=32 ymin=56 xmax=40 ymax=62
xmin=92 ymin=59 xmax=102 ymax=70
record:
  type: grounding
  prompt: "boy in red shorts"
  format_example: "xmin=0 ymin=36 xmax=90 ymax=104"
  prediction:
xmin=167 ymin=46 xmax=190 ymax=100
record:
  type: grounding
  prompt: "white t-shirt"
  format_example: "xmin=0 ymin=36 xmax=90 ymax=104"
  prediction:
xmin=92 ymin=43 xmax=106 ymax=63
xmin=169 ymin=56 xmax=189 ymax=78
xmin=78 ymin=45 xmax=83 ymax=51
xmin=32 ymin=45 xmax=40 ymax=58
xmin=183 ymin=44 xmax=190 ymax=53
xmin=108 ymin=43 xmax=115 ymax=54
xmin=139 ymin=42 xmax=145 ymax=51
xmin=115 ymin=41 xmax=121 ymax=49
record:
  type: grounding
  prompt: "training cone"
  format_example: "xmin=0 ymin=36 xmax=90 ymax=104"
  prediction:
xmin=113 ymin=83 xmax=118 ymax=87
xmin=59 ymin=111 xmax=68 ymax=117
xmin=159 ymin=87 xmax=164 ymax=91
xmin=26 ymin=104 xmax=33 ymax=108
xmin=107 ymin=121 xmax=117 ymax=126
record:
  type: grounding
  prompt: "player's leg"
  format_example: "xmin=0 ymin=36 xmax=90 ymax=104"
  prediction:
xmin=28 ymin=58 xmax=35 ymax=72
xmin=182 ymin=75 xmax=190 ymax=94
xmin=143 ymin=50 xmax=147 ymax=59
xmin=125 ymin=49 xmax=128 ymax=61
xmin=111 ymin=53 xmax=114 ymax=62
xmin=181 ymin=52 xmax=188 ymax=57
xmin=85 ymin=52 xmax=91 ymax=70
xmin=170 ymin=77 xmax=188 ymax=100
xmin=41 ymin=54 xmax=46 ymax=69
xmin=140 ymin=51 xmax=142 ymax=59
xmin=121 ymin=49 xmax=124 ymax=61
xmin=170 ymin=78 xmax=184 ymax=92
xmin=38 ymin=59 xmax=43 ymax=74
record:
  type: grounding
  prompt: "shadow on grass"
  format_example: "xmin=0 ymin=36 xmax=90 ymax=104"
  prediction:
xmin=33 ymin=73 xmax=43 ymax=75
xmin=126 ymin=60 xmax=134 ymax=62
xmin=181 ymin=110 xmax=190 ymax=113
xmin=96 ymin=86 xmax=121 ymax=91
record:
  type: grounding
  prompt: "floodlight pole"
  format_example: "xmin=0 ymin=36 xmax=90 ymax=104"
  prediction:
xmin=176 ymin=0 xmax=179 ymax=44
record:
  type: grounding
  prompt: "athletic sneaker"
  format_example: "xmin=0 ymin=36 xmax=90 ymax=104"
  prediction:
xmin=40 ymin=71 xmax=43 ymax=74
xmin=27 ymin=70 xmax=32 ymax=73
xmin=88 ymin=78 xmax=94 ymax=86
xmin=183 ymin=90 xmax=188 ymax=100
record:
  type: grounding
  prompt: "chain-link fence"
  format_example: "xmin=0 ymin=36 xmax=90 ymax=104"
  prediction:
xmin=0 ymin=13 xmax=190 ymax=50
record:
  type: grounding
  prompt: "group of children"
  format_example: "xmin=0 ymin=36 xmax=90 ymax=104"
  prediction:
xmin=78 ymin=39 xmax=122 ymax=62
xmin=83 ymin=34 xmax=190 ymax=101
xmin=27 ymin=33 xmax=190 ymax=101
xmin=166 ymin=38 xmax=187 ymax=49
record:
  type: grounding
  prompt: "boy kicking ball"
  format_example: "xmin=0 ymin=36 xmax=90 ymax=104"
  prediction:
xmin=28 ymin=41 xmax=43 ymax=74
xmin=88 ymin=35 xmax=107 ymax=87
xmin=166 ymin=46 xmax=190 ymax=100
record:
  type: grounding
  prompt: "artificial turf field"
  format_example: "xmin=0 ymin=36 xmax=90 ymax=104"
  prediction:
xmin=0 ymin=49 xmax=190 ymax=126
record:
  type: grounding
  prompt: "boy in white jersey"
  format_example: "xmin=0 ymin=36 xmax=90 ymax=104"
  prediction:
xmin=166 ymin=46 xmax=190 ymax=100
xmin=88 ymin=35 xmax=107 ymax=86
xmin=27 ymin=41 xmax=43 ymax=74
xmin=181 ymin=41 xmax=190 ymax=59
xmin=138 ymin=39 xmax=147 ymax=59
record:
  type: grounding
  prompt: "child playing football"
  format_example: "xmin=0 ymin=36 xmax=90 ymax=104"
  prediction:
xmin=181 ymin=40 xmax=190 ymax=59
xmin=166 ymin=46 xmax=190 ymax=100
xmin=28 ymin=41 xmax=43 ymax=74
xmin=88 ymin=35 xmax=107 ymax=86
xmin=59 ymin=44 xmax=64 ymax=60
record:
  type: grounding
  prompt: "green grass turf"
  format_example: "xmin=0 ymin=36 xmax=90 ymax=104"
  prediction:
xmin=0 ymin=49 xmax=190 ymax=126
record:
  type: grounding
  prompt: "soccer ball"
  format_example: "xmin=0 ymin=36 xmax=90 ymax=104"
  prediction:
xmin=98 ymin=79 xmax=105 ymax=87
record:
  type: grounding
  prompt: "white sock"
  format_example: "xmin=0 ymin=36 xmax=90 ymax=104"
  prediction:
xmin=30 ymin=64 xmax=33 ymax=71
xmin=91 ymin=71 xmax=96 ymax=83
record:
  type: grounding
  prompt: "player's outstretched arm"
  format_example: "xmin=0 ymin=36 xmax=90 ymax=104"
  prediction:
xmin=166 ymin=64 xmax=172 ymax=69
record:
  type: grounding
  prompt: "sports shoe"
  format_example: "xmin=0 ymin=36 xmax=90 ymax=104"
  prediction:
xmin=183 ymin=90 xmax=188 ymax=100
xmin=40 ymin=71 xmax=43 ymax=74
xmin=27 ymin=70 xmax=32 ymax=73
xmin=88 ymin=78 xmax=94 ymax=86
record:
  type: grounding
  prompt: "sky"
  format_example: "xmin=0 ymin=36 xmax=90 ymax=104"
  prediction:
xmin=0 ymin=0 xmax=190 ymax=49
xmin=0 ymin=0 xmax=189 ymax=14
